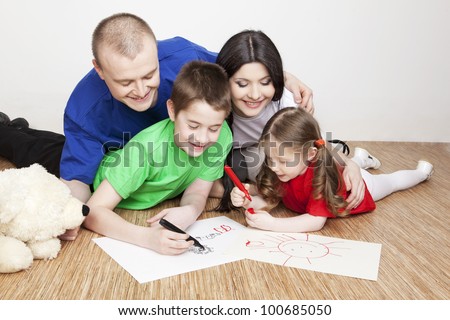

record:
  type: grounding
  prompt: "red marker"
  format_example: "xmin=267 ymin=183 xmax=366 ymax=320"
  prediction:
xmin=224 ymin=165 xmax=252 ymax=201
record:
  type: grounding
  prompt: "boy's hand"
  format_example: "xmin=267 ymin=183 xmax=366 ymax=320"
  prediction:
xmin=147 ymin=206 xmax=196 ymax=230
xmin=245 ymin=209 xmax=275 ymax=231
xmin=147 ymin=224 xmax=192 ymax=255
xmin=230 ymin=184 xmax=252 ymax=208
xmin=58 ymin=226 xmax=80 ymax=241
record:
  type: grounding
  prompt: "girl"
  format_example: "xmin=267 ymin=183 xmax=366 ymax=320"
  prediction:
xmin=213 ymin=30 xmax=366 ymax=211
xmin=230 ymin=107 xmax=433 ymax=232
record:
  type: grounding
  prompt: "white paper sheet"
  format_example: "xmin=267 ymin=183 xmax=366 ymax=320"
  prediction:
xmin=226 ymin=229 xmax=382 ymax=281
xmin=93 ymin=216 xmax=245 ymax=283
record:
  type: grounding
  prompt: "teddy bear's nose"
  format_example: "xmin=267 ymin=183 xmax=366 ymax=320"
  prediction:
xmin=82 ymin=205 xmax=90 ymax=216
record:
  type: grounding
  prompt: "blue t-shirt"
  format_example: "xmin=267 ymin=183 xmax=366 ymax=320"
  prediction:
xmin=60 ymin=37 xmax=217 ymax=184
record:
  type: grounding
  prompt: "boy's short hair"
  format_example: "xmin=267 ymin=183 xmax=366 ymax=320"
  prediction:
xmin=170 ymin=61 xmax=231 ymax=117
xmin=92 ymin=13 xmax=156 ymax=67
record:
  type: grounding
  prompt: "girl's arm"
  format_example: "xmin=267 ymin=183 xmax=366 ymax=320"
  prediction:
xmin=147 ymin=178 xmax=213 ymax=230
xmin=246 ymin=210 xmax=327 ymax=233
xmin=230 ymin=183 xmax=327 ymax=232
xmin=230 ymin=184 xmax=268 ymax=210
xmin=85 ymin=179 xmax=192 ymax=255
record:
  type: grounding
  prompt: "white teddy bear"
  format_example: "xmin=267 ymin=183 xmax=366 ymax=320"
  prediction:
xmin=0 ymin=164 xmax=89 ymax=273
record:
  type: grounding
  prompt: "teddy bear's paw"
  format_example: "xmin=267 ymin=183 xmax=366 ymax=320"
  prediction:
xmin=0 ymin=236 xmax=33 ymax=273
xmin=28 ymin=238 xmax=61 ymax=260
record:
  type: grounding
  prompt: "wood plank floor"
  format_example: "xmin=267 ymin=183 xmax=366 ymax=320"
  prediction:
xmin=0 ymin=141 xmax=449 ymax=300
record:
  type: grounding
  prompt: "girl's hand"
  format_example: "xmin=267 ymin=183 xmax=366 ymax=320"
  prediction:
xmin=230 ymin=184 xmax=252 ymax=208
xmin=146 ymin=224 xmax=192 ymax=255
xmin=245 ymin=209 xmax=275 ymax=231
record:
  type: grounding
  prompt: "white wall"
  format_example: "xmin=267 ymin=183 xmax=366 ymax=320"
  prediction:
xmin=0 ymin=0 xmax=449 ymax=142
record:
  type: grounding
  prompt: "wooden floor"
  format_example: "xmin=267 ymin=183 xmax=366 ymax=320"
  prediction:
xmin=0 ymin=141 xmax=449 ymax=300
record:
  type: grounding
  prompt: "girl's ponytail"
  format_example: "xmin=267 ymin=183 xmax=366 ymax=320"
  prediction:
xmin=311 ymin=139 xmax=348 ymax=217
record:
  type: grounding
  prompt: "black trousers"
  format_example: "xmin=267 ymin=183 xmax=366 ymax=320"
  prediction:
xmin=0 ymin=124 xmax=65 ymax=177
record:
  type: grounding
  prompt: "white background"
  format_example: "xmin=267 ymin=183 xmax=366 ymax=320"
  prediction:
xmin=0 ymin=0 xmax=449 ymax=142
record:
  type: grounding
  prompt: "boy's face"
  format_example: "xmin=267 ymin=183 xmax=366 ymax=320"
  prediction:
xmin=168 ymin=100 xmax=227 ymax=157
xmin=93 ymin=35 xmax=160 ymax=112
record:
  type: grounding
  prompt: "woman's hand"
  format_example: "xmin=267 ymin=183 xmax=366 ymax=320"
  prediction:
xmin=343 ymin=160 xmax=365 ymax=209
xmin=284 ymin=71 xmax=315 ymax=114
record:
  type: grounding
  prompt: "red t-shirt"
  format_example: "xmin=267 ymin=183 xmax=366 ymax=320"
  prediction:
xmin=282 ymin=165 xmax=376 ymax=218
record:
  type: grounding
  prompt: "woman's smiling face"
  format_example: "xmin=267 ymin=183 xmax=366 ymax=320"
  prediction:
xmin=229 ymin=62 xmax=276 ymax=118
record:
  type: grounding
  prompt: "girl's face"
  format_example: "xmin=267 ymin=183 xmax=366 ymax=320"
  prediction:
xmin=229 ymin=62 xmax=276 ymax=118
xmin=266 ymin=140 xmax=314 ymax=182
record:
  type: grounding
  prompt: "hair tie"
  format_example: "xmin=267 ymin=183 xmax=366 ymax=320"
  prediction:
xmin=314 ymin=139 xmax=326 ymax=148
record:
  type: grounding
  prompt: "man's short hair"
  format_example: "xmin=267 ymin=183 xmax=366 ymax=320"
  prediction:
xmin=92 ymin=13 xmax=155 ymax=67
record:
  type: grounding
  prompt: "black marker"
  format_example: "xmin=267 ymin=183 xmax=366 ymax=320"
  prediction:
xmin=159 ymin=218 xmax=205 ymax=250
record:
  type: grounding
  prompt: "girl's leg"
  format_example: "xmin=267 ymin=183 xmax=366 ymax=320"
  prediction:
xmin=352 ymin=147 xmax=382 ymax=169
xmin=361 ymin=161 xmax=433 ymax=201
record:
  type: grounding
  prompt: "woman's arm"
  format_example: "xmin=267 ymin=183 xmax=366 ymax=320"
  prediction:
xmin=337 ymin=157 xmax=365 ymax=209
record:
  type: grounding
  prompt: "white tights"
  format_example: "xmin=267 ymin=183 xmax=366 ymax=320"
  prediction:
xmin=360 ymin=168 xmax=428 ymax=201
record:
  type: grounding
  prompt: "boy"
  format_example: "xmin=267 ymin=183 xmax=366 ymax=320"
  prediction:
xmin=84 ymin=61 xmax=232 ymax=255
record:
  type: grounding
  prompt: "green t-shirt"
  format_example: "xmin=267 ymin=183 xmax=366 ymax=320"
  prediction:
xmin=93 ymin=119 xmax=232 ymax=209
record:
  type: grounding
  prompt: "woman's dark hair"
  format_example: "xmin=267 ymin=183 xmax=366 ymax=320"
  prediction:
xmin=214 ymin=30 xmax=285 ymax=212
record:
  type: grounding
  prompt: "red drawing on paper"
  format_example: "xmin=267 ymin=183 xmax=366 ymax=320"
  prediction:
xmin=189 ymin=224 xmax=236 ymax=255
xmin=246 ymin=233 xmax=350 ymax=265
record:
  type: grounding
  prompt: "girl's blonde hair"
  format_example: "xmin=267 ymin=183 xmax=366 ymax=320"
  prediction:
xmin=256 ymin=107 xmax=349 ymax=217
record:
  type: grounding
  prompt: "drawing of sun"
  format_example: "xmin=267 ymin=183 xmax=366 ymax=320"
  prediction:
xmin=246 ymin=233 xmax=350 ymax=265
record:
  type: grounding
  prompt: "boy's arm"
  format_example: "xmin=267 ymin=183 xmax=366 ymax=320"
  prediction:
xmin=85 ymin=179 xmax=191 ymax=255
xmin=148 ymin=178 xmax=213 ymax=230
xmin=61 ymin=178 xmax=92 ymax=203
